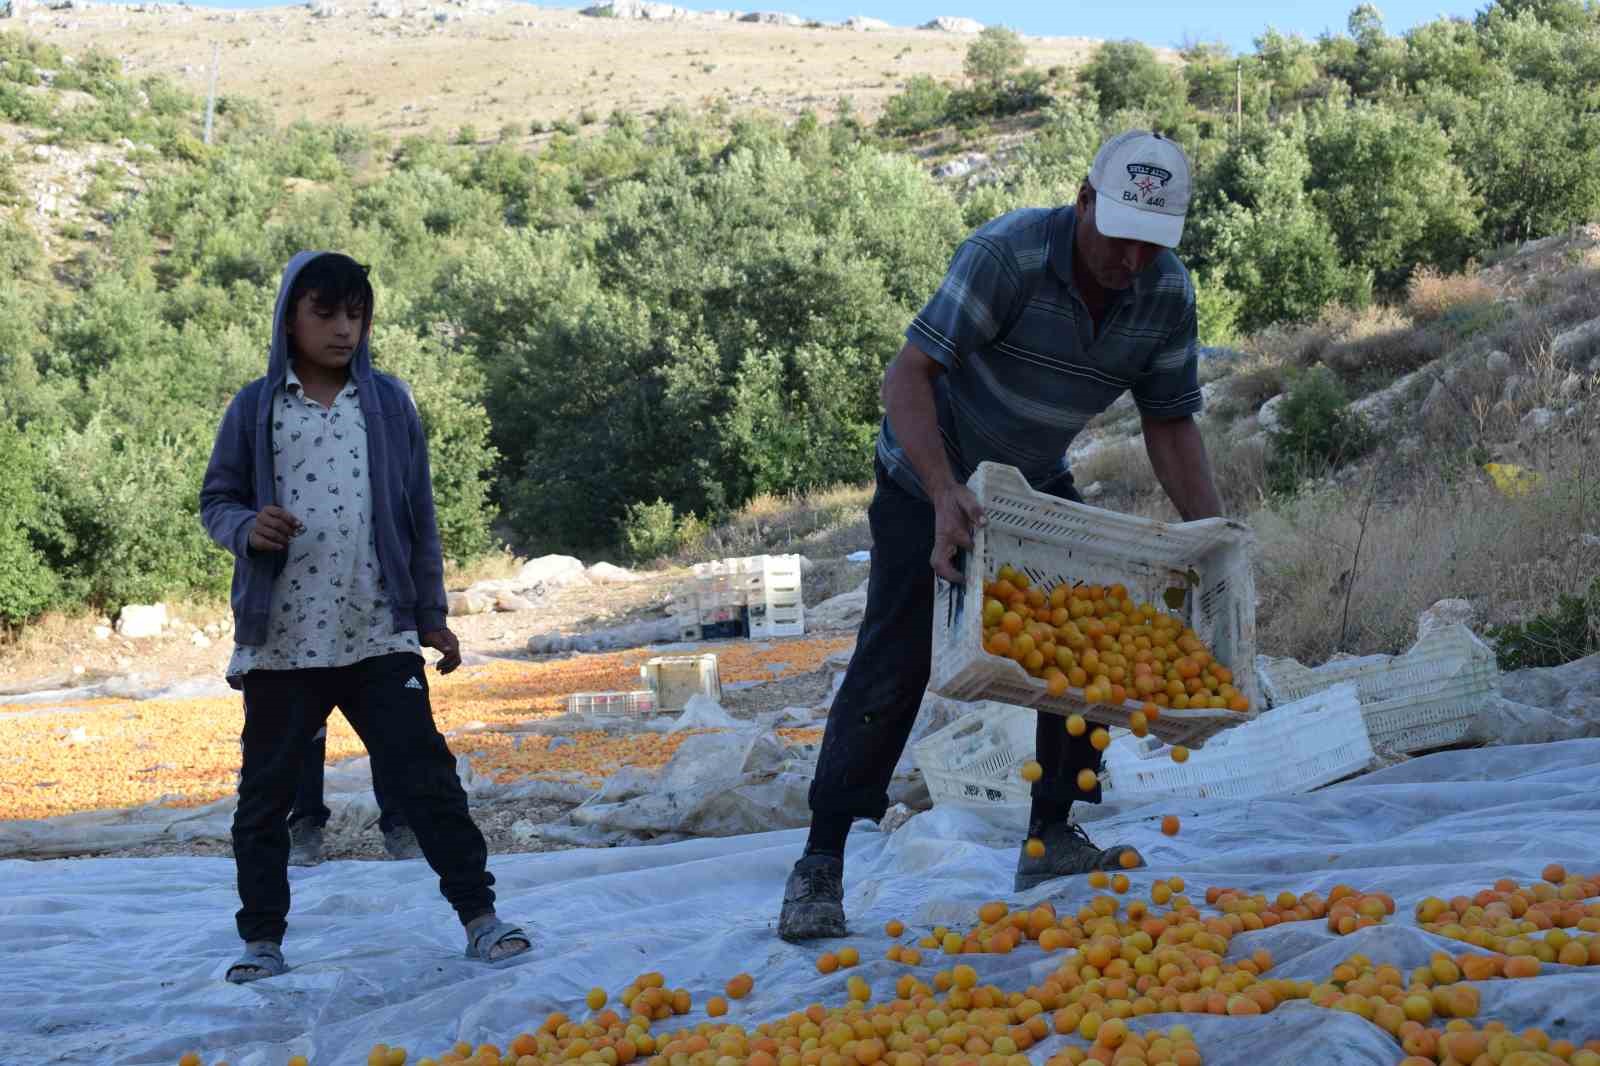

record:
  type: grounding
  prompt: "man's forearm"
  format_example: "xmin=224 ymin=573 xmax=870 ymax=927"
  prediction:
xmin=884 ymin=354 xmax=957 ymax=499
xmin=1144 ymin=416 xmax=1223 ymax=521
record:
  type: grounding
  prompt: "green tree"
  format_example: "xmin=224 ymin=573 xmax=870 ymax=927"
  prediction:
xmin=1077 ymin=40 xmax=1188 ymax=118
xmin=1207 ymin=203 xmax=1370 ymax=334
xmin=1319 ymin=4 xmax=1407 ymax=98
xmin=1475 ymin=0 xmax=1595 ymax=33
xmin=0 ymin=423 xmax=58 ymax=629
xmin=1402 ymin=17 xmax=1493 ymax=93
xmin=1452 ymin=79 xmax=1600 ymax=245
xmin=1253 ymin=27 xmax=1323 ymax=110
xmin=964 ymin=26 xmax=1027 ymax=87
xmin=1303 ymin=102 xmax=1481 ymax=291
xmin=1180 ymin=40 xmax=1239 ymax=114
xmin=370 ymin=323 xmax=501 ymax=563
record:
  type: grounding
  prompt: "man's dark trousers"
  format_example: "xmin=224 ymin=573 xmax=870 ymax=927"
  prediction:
xmin=806 ymin=460 xmax=1103 ymax=827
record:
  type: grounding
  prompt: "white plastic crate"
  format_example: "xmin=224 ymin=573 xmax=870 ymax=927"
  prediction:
xmin=640 ymin=653 xmax=722 ymax=711
xmin=750 ymin=611 xmax=805 ymax=639
xmin=679 ymin=554 xmax=807 ymax=638
xmin=673 ymin=616 xmax=703 ymax=642
xmin=749 ymin=589 xmax=805 ymax=639
xmin=566 ymin=690 xmax=658 ymax=716
xmin=1256 ymin=624 xmax=1497 ymax=755
xmin=691 ymin=554 xmax=802 ymax=592
xmin=1101 ymin=682 xmax=1373 ymax=801
xmin=912 ymin=702 xmax=1037 ymax=809
xmin=928 ymin=462 xmax=1259 ymax=749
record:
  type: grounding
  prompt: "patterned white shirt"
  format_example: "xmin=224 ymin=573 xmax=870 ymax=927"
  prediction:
xmin=226 ymin=365 xmax=420 ymax=682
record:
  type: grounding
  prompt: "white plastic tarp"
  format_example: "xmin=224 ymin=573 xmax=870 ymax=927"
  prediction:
xmin=4 ymin=739 xmax=1599 ymax=1066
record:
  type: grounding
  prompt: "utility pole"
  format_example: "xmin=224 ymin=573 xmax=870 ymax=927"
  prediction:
xmin=202 ymin=41 xmax=220 ymax=145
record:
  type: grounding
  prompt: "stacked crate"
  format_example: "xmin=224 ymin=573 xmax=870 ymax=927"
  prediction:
xmin=671 ymin=554 xmax=805 ymax=641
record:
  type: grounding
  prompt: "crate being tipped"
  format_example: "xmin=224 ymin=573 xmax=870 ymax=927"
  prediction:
xmin=929 ymin=462 xmax=1258 ymax=749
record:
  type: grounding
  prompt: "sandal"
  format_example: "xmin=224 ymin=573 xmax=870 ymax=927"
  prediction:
xmin=225 ymin=940 xmax=287 ymax=984
xmin=464 ymin=917 xmax=531 ymax=964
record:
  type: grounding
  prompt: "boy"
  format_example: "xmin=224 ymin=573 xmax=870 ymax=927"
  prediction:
xmin=200 ymin=251 xmax=530 ymax=983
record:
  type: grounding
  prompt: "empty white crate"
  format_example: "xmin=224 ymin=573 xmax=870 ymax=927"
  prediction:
xmin=928 ymin=462 xmax=1258 ymax=749
xmin=1256 ymin=624 xmax=1498 ymax=755
xmin=566 ymin=690 xmax=658 ymax=717
xmin=640 ymin=654 xmax=722 ymax=711
xmin=913 ymin=701 xmax=1037 ymax=809
xmin=1101 ymin=682 xmax=1374 ymax=801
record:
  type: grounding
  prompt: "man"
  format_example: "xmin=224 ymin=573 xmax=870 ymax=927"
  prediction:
xmin=778 ymin=130 xmax=1223 ymax=941
xmin=286 ymin=723 xmax=421 ymax=867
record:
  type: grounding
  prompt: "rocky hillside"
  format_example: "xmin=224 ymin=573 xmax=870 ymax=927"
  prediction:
xmin=11 ymin=1 xmax=1105 ymax=137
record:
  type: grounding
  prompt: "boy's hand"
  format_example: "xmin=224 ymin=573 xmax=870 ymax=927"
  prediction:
xmin=247 ymin=506 xmax=303 ymax=553
xmin=421 ymin=628 xmax=462 ymax=674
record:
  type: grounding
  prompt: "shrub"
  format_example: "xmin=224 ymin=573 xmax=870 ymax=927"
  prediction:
xmin=1487 ymin=576 xmax=1600 ymax=671
xmin=1265 ymin=365 xmax=1376 ymax=495
xmin=0 ymin=208 xmax=41 ymax=279
xmin=34 ymin=421 xmax=232 ymax=610
xmin=1194 ymin=271 xmax=1242 ymax=347
xmin=455 ymin=125 xmax=479 ymax=145
xmin=0 ymin=148 xmax=19 ymax=204
xmin=0 ymin=423 xmax=58 ymax=630
xmin=877 ymin=75 xmax=950 ymax=136
xmin=619 ymin=498 xmax=698 ymax=564
xmin=163 ymin=131 xmax=208 ymax=164
xmin=1404 ymin=265 xmax=1497 ymax=324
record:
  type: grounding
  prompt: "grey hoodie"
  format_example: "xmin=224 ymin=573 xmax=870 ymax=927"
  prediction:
xmin=199 ymin=251 xmax=448 ymax=650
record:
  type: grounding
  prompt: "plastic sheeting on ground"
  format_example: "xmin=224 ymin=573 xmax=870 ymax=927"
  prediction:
xmin=5 ymin=739 xmax=1600 ymax=1066
xmin=1492 ymin=653 xmax=1600 ymax=743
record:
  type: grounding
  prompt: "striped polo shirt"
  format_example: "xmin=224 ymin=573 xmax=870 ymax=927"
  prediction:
xmin=878 ymin=205 xmax=1201 ymax=500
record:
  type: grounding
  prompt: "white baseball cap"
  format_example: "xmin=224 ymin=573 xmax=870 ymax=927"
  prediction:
xmin=1087 ymin=130 xmax=1193 ymax=248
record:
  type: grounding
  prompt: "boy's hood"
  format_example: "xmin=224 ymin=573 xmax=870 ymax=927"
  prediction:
xmin=269 ymin=250 xmax=375 ymax=389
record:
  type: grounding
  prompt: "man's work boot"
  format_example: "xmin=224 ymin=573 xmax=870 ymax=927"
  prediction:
xmin=1013 ymin=821 xmax=1143 ymax=892
xmin=287 ymin=819 xmax=325 ymax=868
xmin=382 ymin=823 xmax=423 ymax=861
xmin=778 ymin=853 xmax=847 ymax=942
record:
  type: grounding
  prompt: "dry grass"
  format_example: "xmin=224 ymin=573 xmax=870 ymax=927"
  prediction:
xmin=1404 ymin=265 xmax=1499 ymax=325
xmin=36 ymin=5 xmax=1105 ymax=139
xmin=1210 ymin=357 xmax=1288 ymax=422
xmin=673 ymin=483 xmax=873 ymax=568
xmin=1070 ymin=437 xmax=1162 ymax=515
xmin=1252 ymin=390 xmax=1600 ymax=663
xmin=1319 ymin=305 xmax=1451 ymax=382
xmin=443 ymin=545 xmax=527 ymax=589
xmin=1202 ymin=424 xmax=1269 ymax=516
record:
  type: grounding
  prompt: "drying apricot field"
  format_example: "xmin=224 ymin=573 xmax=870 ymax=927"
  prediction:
xmin=5 ymin=727 xmax=1599 ymax=1066
xmin=0 ymin=636 xmax=852 ymax=821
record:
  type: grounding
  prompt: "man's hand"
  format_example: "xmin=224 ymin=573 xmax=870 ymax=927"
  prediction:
xmin=421 ymin=627 xmax=462 ymax=674
xmin=930 ymin=483 xmax=986 ymax=584
xmin=246 ymin=505 xmax=303 ymax=553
